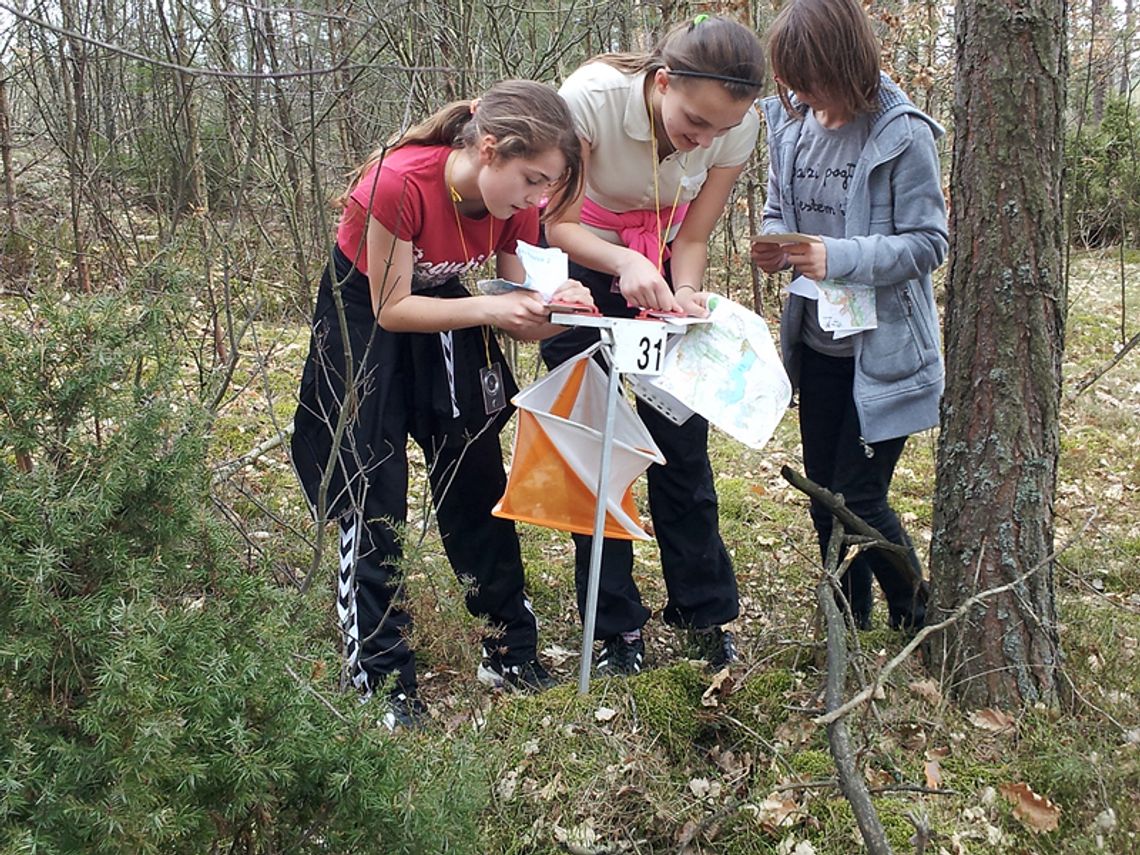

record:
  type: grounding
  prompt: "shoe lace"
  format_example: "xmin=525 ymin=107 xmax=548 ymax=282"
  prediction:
xmin=602 ymin=637 xmax=641 ymax=670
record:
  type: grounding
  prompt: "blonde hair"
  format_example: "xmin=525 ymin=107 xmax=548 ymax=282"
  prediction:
xmin=339 ymin=80 xmax=583 ymax=221
xmin=768 ymin=0 xmax=881 ymax=119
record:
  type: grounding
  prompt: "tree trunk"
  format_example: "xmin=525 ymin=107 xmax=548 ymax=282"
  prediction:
xmin=1092 ymin=0 xmax=1107 ymax=123
xmin=0 ymin=76 xmax=16 ymax=233
xmin=59 ymin=0 xmax=92 ymax=292
xmin=929 ymin=0 xmax=1067 ymax=709
xmin=1122 ymin=0 xmax=1135 ymax=97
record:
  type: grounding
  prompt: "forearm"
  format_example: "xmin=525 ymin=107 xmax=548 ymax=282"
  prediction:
xmin=378 ymin=293 xmax=492 ymax=333
xmin=824 ymin=231 xmax=947 ymax=285
xmin=761 ymin=163 xmax=788 ymax=233
xmin=668 ymin=237 xmax=709 ymax=292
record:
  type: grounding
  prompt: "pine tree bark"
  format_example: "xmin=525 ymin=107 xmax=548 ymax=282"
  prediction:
xmin=930 ymin=0 xmax=1067 ymax=708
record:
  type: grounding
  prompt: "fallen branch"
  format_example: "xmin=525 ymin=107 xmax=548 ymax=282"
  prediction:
xmin=775 ymin=779 xmax=958 ymax=797
xmin=781 ymin=465 xmax=927 ymax=596
xmin=1069 ymin=329 xmax=1140 ymax=397
xmin=212 ymin=426 xmax=292 ymax=484
xmin=817 ymin=523 xmax=892 ymax=855
xmin=284 ymin=662 xmax=348 ymax=724
xmin=812 ymin=510 xmax=1095 ymax=727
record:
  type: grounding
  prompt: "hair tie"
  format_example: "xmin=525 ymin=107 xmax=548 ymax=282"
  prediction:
xmin=691 ymin=13 xmax=709 ymax=27
xmin=469 ymin=98 xmax=481 ymax=115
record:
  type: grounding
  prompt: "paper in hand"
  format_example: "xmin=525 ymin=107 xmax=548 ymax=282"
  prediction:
xmin=751 ymin=232 xmax=823 ymax=245
xmin=477 ymin=277 xmax=531 ymax=296
xmin=787 ymin=275 xmax=820 ymax=299
xmin=515 ymin=241 xmax=568 ymax=301
xmin=816 ymin=281 xmax=877 ymax=337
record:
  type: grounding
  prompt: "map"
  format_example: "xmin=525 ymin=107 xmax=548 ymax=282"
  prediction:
xmin=816 ymin=281 xmax=877 ymax=338
xmin=637 ymin=296 xmax=791 ymax=449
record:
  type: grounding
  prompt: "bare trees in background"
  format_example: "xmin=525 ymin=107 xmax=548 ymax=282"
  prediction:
xmin=0 ymin=1 xmax=646 ymax=310
xmin=1 ymin=2 xmax=975 ymax=313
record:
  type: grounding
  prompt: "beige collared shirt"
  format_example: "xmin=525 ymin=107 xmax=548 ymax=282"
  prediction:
xmin=559 ymin=61 xmax=760 ymax=244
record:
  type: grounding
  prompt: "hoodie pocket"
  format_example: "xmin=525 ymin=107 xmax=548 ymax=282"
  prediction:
xmin=903 ymin=281 xmax=938 ymax=352
xmin=858 ymin=285 xmax=925 ymax=382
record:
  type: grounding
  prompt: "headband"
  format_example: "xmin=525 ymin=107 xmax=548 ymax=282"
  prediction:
xmin=672 ymin=16 xmax=762 ymax=89
xmin=666 ymin=67 xmax=763 ymax=88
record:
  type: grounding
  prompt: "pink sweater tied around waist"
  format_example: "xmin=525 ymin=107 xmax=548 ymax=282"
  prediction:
xmin=579 ymin=197 xmax=690 ymax=267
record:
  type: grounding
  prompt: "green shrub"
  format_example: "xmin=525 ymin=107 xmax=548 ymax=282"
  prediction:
xmin=0 ymin=289 xmax=487 ymax=854
xmin=1067 ymin=98 xmax=1140 ymax=247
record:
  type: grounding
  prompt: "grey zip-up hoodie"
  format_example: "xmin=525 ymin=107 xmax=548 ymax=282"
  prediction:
xmin=761 ymin=75 xmax=948 ymax=443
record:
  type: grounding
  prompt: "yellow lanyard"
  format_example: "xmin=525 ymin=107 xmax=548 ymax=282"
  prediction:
xmin=647 ymin=92 xmax=685 ymax=275
xmin=447 ymin=154 xmax=494 ymax=368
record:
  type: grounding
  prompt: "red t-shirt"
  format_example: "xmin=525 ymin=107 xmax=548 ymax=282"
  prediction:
xmin=336 ymin=145 xmax=538 ymax=291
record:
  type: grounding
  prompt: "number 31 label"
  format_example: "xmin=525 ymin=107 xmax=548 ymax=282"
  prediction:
xmin=611 ymin=320 xmax=668 ymax=376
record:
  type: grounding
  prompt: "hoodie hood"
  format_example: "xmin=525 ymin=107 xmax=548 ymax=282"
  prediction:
xmin=763 ymin=73 xmax=943 ymax=143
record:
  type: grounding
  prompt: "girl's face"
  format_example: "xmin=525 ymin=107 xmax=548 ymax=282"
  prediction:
xmin=477 ymin=140 xmax=567 ymax=219
xmin=776 ymin=77 xmax=853 ymax=126
xmin=654 ymin=72 xmax=753 ymax=153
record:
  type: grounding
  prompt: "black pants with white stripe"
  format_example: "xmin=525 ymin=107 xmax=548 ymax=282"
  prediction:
xmin=292 ymin=249 xmax=537 ymax=698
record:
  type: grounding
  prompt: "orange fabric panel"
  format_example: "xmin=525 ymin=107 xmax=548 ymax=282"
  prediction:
xmin=550 ymin=357 xmax=587 ymax=418
xmin=494 ymin=410 xmax=641 ymax=540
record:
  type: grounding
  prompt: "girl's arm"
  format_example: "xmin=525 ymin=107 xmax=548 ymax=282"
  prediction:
xmin=494 ymin=251 xmax=528 ymax=286
xmin=544 ymin=138 xmax=680 ymax=312
xmin=813 ymin=122 xmax=948 ymax=286
xmin=368 ymin=218 xmax=552 ymax=336
xmin=752 ymin=161 xmax=793 ymax=273
xmin=668 ymin=163 xmax=746 ymax=315
xmin=494 ymin=251 xmax=596 ymax=342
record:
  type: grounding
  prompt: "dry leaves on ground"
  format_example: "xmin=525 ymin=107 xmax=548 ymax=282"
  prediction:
xmin=700 ymin=668 xmax=735 ymax=707
xmin=969 ymin=707 xmax=1017 ymax=734
xmin=908 ymin=678 xmax=943 ymax=706
xmin=1000 ymin=781 xmax=1062 ymax=833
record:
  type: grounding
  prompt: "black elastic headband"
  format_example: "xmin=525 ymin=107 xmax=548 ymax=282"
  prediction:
xmin=666 ymin=68 xmax=763 ymax=89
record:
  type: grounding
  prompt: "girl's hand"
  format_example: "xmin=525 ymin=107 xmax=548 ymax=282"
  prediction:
xmin=549 ymin=279 xmax=595 ymax=309
xmin=615 ymin=252 xmax=679 ymax=312
xmin=751 ymin=241 xmax=789 ymax=274
xmin=674 ymin=286 xmax=711 ymax=319
xmin=487 ymin=290 xmax=552 ymax=338
xmin=785 ymin=241 xmax=828 ymax=281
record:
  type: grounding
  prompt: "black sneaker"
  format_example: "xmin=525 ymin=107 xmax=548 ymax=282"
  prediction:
xmin=381 ymin=692 xmax=428 ymax=732
xmin=690 ymin=626 xmax=739 ymax=669
xmin=477 ymin=656 xmax=558 ymax=693
xmin=596 ymin=635 xmax=645 ymax=677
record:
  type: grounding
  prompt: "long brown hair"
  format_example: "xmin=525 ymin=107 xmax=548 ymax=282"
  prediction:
xmin=593 ymin=15 xmax=765 ymax=102
xmin=768 ymin=0 xmax=881 ymax=118
xmin=339 ymin=80 xmax=583 ymax=221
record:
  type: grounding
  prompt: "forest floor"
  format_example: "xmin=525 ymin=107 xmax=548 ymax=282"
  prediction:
xmin=205 ymin=247 xmax=1139 ymax=854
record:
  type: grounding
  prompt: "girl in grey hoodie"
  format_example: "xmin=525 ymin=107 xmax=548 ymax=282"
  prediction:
xmin=752 ymin=0 xmax=948 ymax=630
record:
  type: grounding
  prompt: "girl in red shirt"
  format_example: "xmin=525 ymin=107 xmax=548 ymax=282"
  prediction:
xmin=292 ymin=80 xmax=591 ymax=729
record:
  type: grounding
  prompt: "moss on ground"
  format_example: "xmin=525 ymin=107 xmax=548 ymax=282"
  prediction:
xmin=720 ymin=668 xmax=794 ymax=743
xmin=628 ymin=660 xmax=711 ymax=758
